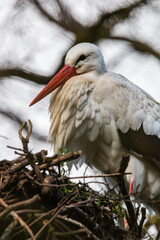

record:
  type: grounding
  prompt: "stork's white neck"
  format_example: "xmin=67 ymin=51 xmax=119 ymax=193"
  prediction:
xmin=48 ymin=74 xmax=96 ymax=151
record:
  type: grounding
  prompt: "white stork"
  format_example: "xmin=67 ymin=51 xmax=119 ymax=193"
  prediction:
xmin=30 ymin=42 xmax=160 ymax=214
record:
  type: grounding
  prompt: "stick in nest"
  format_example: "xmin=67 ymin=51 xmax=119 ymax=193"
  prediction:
xmin=0 ymin=197 xmax=39 ymax=240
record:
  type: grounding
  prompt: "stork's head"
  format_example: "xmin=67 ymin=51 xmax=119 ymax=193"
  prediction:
xmin=29 ymin=42 xmax=106 ymax=106
xmin=65 ymin=43 xmax=106 ymax=75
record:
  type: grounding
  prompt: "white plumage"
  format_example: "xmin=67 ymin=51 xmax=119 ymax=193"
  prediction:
xmin=30 ymin=43 xmax=160 ymax=214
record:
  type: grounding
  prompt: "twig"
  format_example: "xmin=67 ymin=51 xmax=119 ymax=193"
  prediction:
xmin=24 ymin=171 xmax=131 ymax=190
xmin=10 ymin=159 xmax=29 ymax=173
xmin=30 ymin=154 xmax=44 ymax=182
xmin=53 ymin=229 xmax=85 ymax=237
xmin=0 ymin=195 xmax=40 ymax=220
xmin=40 ymin=150 xmax=47 ymax=163
xmin=65 ymin=199 xmax=92 ymax=208
xmin=0 ymin=176 xmax=12 ymax=191
xmin=18 ymin=121 xmax=44 ymax=181
xmin=0 ymin=198 xmax=36 ymax=240
xmin=24 ymin=171 xmax=77 ymax=188
xmin=16 ymin=209 xmax=43 ymax=215
xmin=27 ymin=209 xmax=55 ymax=228
xmin=61 ymin=203 xmax=110 ymax=239
xmin=11 ymin=209 xmax=55 ymax=239
xmin=34 ymin=206 xmax=64 ymax=238
xmin=56 ymin=215 xmax=101 ymax=240
xmin=18 ymin=120 xmax=32 ymax=152
xmin=34 ymin=190 xmax=77 ymax=239
xmin=0 ymin=218 xmax=18 ymax=240
xmin=58 ymin=172 xmax=131 ymax=181
xmin=39 ymin=150 xmax=82 ymax=169
xmin=54 ymin=218 xmax=82 ymax=240
xmin=7 ymin=146 xmax=24 ymax=152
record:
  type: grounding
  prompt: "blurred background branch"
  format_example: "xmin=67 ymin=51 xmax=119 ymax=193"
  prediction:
xmin=0 ymin=68 xmax=51 ymax=84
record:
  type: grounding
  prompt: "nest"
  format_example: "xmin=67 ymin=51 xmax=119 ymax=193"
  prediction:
xmin=0 ymin=120 xmax=152 ymax=240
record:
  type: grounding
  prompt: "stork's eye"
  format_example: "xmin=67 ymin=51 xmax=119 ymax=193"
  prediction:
xmin=78 ymin=55 xmax=86 ymax=61
xmin=75 ymin=55 xmax=87 ymax=66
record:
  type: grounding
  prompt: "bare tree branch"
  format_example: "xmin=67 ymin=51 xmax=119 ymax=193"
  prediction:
xmin=96 ymin=0 xmax=148 ymax=27
xmin=0 ymin=68 xmax=51 ymax=85
xmin=83 ymin=0 xmax=148 ymax=39
xmin=0 ymin=195 xmax=40 ymax=220
xmin=109 ymin=36 xmax=160 ymax=60
xmin=0 ymin=197 xmax=39 ymax=240
xmin=30 ymin=0 xmax=84 ymax=33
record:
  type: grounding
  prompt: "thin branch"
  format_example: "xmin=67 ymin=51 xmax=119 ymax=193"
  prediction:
xmin=15 ymin=209 xmax=43 ymax=215
xmin=58 ymin=172 xmax=131 ymax=181
xmin=18 ymin=120 xmax=32 ymax=153
xmin=54 ymin=218 xmax=82 ymax=240
xmin=53 ymin=229 xmax=85 ymax=237
xmin=0 ymin=195 xmax=40 ymax=220
xmin=0 ymin=218 xmax=18 ymax=240
xmin=19 ymin=209 xmax=55 ymax=236
xmin=0 ymin=176 xmax=12 ymax=192
xmin=56 ymin=215 xmax=101 ymax=240
xmin=39 ymin=150 xmax=82 ymax=169
xmin=53 ymin=229 xmax=85 ymax=238
xmin=24 ymin=171 xmax=77 ymax=188
xmin=10 ymin=159 xmax=29 ymax=173
xmin=0 ymin=198 xmax=36 ymax=240
xmin=18 ymin=121 xmax=44 ymax=182
xmin=34 ymin=190 xmax=77 ymax=239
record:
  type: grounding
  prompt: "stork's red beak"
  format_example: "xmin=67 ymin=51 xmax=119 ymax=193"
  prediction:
xmin=29 ymin=65 xmax=76 ymax=107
